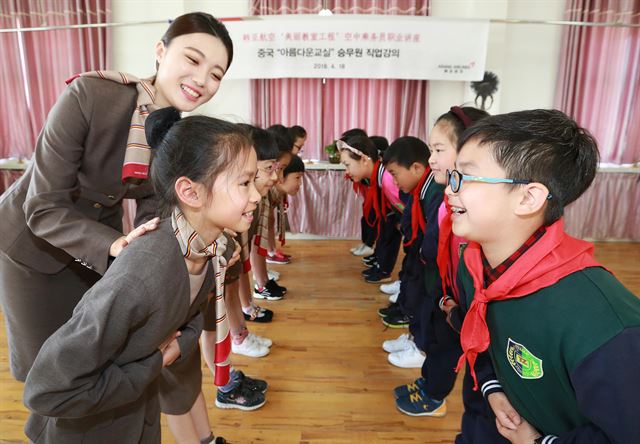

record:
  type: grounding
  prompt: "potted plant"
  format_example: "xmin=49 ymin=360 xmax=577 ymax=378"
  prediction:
xmin=324 ymin=140 xmax=341 ymax=164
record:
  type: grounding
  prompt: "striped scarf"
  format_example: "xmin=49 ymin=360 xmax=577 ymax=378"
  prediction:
xmin=66 ymin=70 xmax=159 ymax=183
xmin=269 ymin=188 xmax=288 ymax=246
xmin=252 ymin=195 xmax=272 ymax=256
xmin=170 ymin=208 xmax=231 ymax=386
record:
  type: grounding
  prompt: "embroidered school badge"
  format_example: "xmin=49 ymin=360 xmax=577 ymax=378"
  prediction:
xmin=506 ymin=338 xmax=543 ymax=379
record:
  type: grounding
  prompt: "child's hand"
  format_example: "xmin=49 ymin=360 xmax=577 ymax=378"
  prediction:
xmin=488 ymin=391 xmax=521 ymax=431
xmin=439 ymin=296 xmax=458 ymax=314
xmin=495 ymin=416 xmax=541 ymax=444
xmin=227 ymin=241 xmax=242 ymax=268
xmin=158 ymin=330 xmax=182 ymax=367
xmin=109 ymin=217 xmax=160 ymax=257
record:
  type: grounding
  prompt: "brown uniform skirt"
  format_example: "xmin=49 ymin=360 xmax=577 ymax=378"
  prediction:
xmin=0 ymin=252 xmax=100 ymax=381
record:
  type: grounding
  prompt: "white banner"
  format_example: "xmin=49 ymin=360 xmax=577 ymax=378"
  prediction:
xmin=222 ymin=15 xmax=489 ymax=81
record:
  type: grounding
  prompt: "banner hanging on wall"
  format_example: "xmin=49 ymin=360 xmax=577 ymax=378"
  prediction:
xmin=222 ymin=15 xmax=489 ymax=81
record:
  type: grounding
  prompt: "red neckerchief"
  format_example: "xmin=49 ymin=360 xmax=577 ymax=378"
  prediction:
xmin=456 ymin=219 xmax=602 ymax=390
xmin=403 ymin=167 xmax=431 ymax=247
xmin=345 ymin=173 xmax=368 ymax=196
xmin=362 ymin=161 xmax=388 ymax=237
xmin=437 ymin=195 xmax=454 ymax=297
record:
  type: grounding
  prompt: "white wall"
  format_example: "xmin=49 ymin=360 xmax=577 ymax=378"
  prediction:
xmin=111 ymin=0 xmax=251 ymax=122
xmin=428 ymin=0 xmax=565 ymax=125
xmin=111 ymin=0 xmax=565 ymax=127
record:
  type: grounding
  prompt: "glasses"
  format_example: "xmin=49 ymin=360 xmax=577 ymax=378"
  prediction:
xmin=258 ymin=162 xmax=281 ymax=176
xmin=446 ymin=169 xmax=531 ymax=193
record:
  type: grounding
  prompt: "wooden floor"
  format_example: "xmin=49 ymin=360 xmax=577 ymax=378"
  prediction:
xmin=1 ymin=240 xmax=638 ymax=443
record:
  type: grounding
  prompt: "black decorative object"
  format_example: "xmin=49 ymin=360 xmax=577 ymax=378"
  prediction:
xmin=471 ymin=71 xmax=499 ymax=110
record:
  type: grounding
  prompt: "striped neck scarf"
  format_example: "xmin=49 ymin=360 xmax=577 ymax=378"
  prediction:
xmin=66 ymin=71 xmax=160 ymax=183
xmin=170 ymin=208 xmax=231 ymax=386
xmin=253 ymin=195 xmax=272 ymax=257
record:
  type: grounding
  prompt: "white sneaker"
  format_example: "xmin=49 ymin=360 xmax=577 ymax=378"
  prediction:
xmin=380 ymin=280 xmax=401 ymax=295
xmin=350 ymin=243 xmax=365 ymax=253
xmin=388 ymin=342 xmax=425 ymax=368
xmin=248 ymin=332 xmax=272 ymax=348
xmin=267 ymin=269 xmax=280 ymax=281
xmin=388 ymin=292 xmax=399 ymax=303
xmin=383 ymin=333 xmax=414 ymax=353
xmin=353 ymin=245 xmax=374 ymax=256
xmin=232 ymin=335 xmax=270 ymax=358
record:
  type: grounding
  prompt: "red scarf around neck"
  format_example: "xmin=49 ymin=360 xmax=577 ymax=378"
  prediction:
xmin=403 ymin=167 xmax=431 ymax=247
xmin=456 ymin=219 xmax=602 ymax=389
xmin=362 ymin=161 xmax=388 ymax=235
xmin=436 ymin=195 xmax=454 ymax=296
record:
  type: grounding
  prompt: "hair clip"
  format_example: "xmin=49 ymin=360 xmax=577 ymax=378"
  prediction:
xmin=336 ymin=140 xmax=369 ymax=160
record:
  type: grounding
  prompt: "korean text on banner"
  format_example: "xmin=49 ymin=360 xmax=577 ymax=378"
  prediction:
xmin=222 ymin=15 xmax=489 ymax=81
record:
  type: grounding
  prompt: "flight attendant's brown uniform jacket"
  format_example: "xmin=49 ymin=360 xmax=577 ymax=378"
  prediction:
xmin=0 ymin=77 xmax=159 ymax=380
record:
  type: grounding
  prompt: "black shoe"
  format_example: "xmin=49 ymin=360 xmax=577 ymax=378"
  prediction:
xmin=363 ymin=253 xmax=376 ymax=261
xmin=266 ymin=278 xmax=287 ymax=295
xmin=243 ymin=306 xmax=274 ymax=323
xmin=365 ymin=267 xmax=392 ymax=283
xmin=216 ymin=384 xmax=266 ymax=411
xmin=236 ymin=371 xmax=268 ymax=393
xmin=377 ymin=302 xmax=401 ymax=318
xmin=362 ymin=264 xmax=380 ymax=276
xmin=362 ymin=255 xmax=377 ymax=266
xmin=382 ymin=312 xmax=411 ymax=328
xmin=253 ymin=285 xmax=283 ymax=301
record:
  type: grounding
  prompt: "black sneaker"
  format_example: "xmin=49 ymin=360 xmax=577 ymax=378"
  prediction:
xmin=365 ymin=267 xmax=392 ymax=283
xmin=382 ymin=312 xmax=410 ymax=328
xmin=215 ymin=384 xmax=266 ymax=411
xmin=377 ymin=302 xmax=401 ymax=318
xmin=266 ymin=278 xmax=287 ymax=295
xmin=243 ymin=306 xmax=274 ymax=323
xmin=253 ymin=285 xmax=283 ymax=301
xmin=236 ymin=371 xmax=268 ymax=393
xmin=362 ymin=255 xmax=377 ymax=266
xmin=362 ymin=264 xmax=381 ymax=276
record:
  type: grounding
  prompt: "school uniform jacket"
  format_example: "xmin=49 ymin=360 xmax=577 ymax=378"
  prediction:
xmin=23 ymin=219 xmax=213 ymax=443
xmin=398 ymin=172 xmax=444 ymax=348
xmin=458 ymin=261 xmax=640 ymax=443
xmin=0 ymin=76 xmax=158 ymax=276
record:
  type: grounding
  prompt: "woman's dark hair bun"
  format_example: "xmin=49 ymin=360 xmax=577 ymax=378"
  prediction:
xmin=145 ymin=107 xmax=182 ymax=149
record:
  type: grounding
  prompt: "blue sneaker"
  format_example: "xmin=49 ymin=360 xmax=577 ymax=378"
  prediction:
xmin=396 ymin=389 xmax=447 ymax=417
xmin=394 ymin=377 xmax=427 ymax=399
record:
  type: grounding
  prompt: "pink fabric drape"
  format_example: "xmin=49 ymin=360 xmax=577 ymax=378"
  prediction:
xmin=251 ymin=78 xmax=323 ymax=158
xmin=564 ymin=171 xmax=640 ymax=240
xmin=250 ymin=0 xmax=430 ymax=159
xmin=0 ymin=0 xmax=110 ymax=159
xmin=555 ymin=0 xmax=640 ymax=164
xmin=287 ymin=169 xmax=363 ymax=238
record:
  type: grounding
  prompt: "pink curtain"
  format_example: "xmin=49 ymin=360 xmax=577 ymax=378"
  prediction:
xmin=0 ymin=0 xmax=110 ymax=159
xmin=250 ymin=0 xmax=430 ymax=159
xmin=555 ymin=0 xmax=640 ymax=164
xmin=564 ymin=171 xmax=640 ymax=240
xmin=288 ymin=169 xmax=363 ymax=237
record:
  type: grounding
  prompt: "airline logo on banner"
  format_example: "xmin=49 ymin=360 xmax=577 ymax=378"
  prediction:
xmin=222 ymin=15 xmax=489 ymax=80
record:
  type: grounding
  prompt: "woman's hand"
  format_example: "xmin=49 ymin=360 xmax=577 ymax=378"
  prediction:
xmin=109 ymin=217 xmax=160 ymax=257
xmin=158 ymin=330 xmax=182 ymax=367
